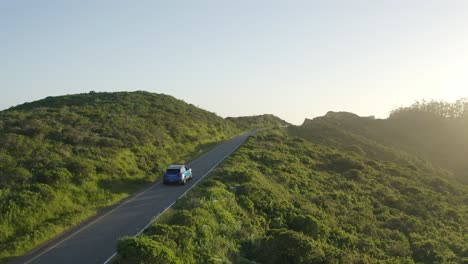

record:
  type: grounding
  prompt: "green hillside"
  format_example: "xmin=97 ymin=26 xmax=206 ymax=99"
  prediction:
xmin=226 ymin=114 xmax=290 ymax=131
xmin=0 ymin=91 xmax=241 ymax=260
xmin=117 ymin=129 xmax=467 ymax=263
xmin=289 ymin=99 xmax=468 ymax=184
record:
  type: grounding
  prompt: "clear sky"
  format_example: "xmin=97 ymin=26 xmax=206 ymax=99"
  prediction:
xmin=1 ymin=0 xmax=467 ymax=124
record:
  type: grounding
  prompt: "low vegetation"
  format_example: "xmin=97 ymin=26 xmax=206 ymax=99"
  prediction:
xmin=2 ymin=93 xmax=467 ymax=263
xmin=117 ymin=100 xmax=468 ymax=263
xmin=290 ymin=99 xmax=468 ymax=184
xmin=226 ymin=114 xmax=290 ymax=131
xmin=0 ymin=91 xmax=250 ymax=260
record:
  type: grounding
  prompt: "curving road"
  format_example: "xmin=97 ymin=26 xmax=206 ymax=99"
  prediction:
xmin=15 ymin=131 xmax=254 ymax=264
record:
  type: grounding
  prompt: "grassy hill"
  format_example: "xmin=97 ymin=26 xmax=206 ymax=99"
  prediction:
xmin=116 ymin=129 xmax=467 ymax=263
xmin=288 ymin=99 xmax=468 ymax=184
xmin=226 ymin=114 xmax=290 ymax=131
xmin=3 ymin=93 xmax=467 ymax=263
xmin=0 ymin=91 xmax=245 ymax=260
xmin=116 ymin=100 xmax=468 ymax=263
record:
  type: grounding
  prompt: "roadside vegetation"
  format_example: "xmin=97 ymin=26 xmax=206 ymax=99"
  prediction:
xmin=116 ymin=99 xmax=468 ymax=263
xmin=226 ymin=114 xmax=290 ymax=131
xmin=0 ymin=91 xmax=253 ymax=261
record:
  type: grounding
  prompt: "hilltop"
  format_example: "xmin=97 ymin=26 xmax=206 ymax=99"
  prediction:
xmin=290 ymin=99 xmax=468 ymax=183
xmin=226 ymin=114 xmax=290 ymax=131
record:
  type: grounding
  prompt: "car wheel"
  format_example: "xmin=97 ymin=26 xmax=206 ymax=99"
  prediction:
xmin=181 ymin=178 xmax=186 ymax=185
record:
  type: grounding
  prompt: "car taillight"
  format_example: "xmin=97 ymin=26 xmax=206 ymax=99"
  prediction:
xmin=178 ymin=173 xmax=183 ymax=177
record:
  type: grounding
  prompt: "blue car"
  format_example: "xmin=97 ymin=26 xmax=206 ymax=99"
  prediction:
xmin=163 ymin=165 xmax=192 ymax=185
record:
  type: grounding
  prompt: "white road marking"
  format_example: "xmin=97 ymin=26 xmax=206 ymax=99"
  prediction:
xmin=102 ymin=136 xmax=249 ymax=264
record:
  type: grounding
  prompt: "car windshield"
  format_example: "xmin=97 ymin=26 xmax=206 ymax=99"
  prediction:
xmin=166 ymin=169 xmax=180 ymax=174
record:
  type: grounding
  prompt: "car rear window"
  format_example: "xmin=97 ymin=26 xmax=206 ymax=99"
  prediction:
xmin=166 ymin=169 xmax=180 ymax=174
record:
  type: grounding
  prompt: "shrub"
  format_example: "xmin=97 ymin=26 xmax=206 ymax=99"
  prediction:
xmin=117 ymin=236 xmax=181 ymax=264
xmin=343 ymin=169 xmax=364 ymax=181
xmin=288 ymin=214 xmax=329 ymax=239
xmin=245 ymin=229 xmax=327 ymax=264
xmin=37 ymin=168 xmax=72 ymax=186
xmin=332 ymin=156 xmax=365 ymax=172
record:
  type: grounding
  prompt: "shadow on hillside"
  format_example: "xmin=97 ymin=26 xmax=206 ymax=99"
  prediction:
xmin=0 ymin=255 xmax=18 ymax=264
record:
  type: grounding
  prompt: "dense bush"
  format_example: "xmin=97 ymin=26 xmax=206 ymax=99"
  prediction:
xmin=117 ymin=236 xmax=181 ymax=264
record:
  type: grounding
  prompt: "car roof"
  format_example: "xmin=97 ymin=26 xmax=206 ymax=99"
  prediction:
xmin=167 ymin=165 xmax=184 ymax=169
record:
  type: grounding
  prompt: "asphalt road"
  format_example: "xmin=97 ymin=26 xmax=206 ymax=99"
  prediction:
xmin=16 ymin=131 xmax=254 ymax=264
